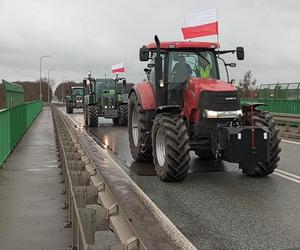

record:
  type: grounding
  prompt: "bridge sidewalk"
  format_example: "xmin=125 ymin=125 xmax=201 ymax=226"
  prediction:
xmin=0 ymin=107 xmax=71 ymax=250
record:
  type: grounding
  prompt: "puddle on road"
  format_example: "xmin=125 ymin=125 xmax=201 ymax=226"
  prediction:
xmin=129 ymin=161 xmax=156 ymax=176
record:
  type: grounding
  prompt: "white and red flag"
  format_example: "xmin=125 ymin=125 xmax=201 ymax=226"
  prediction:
xmin=181 ymin=9 xmax=218 ymax=39
xmin=111 ymin=62 xmax=125 ymax=74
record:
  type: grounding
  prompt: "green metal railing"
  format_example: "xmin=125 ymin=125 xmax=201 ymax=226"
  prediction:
xmin=0 ymin=101 xmax=42 ymax=167
xmin=242 ymin=99 xmax=300 ymax=114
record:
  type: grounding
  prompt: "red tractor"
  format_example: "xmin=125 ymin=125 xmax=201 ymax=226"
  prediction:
xmin=128 ymin=36 xmax=280 ymax=182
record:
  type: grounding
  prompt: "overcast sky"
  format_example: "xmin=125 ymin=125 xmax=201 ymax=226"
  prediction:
xmin=0 ymin=0 xmax=299 ymax=89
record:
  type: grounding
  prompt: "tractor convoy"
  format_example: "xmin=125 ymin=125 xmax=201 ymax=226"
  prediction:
xmin=64 ymin=35 xmax=281 ymax=182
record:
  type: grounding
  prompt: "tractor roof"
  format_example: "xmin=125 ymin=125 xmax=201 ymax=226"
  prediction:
xmin=146 ymin=41 xmax=219 ymax=50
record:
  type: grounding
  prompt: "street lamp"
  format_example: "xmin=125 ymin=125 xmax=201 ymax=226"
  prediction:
xmin=62 ymin=76 xmax=67 ymax=103
xmin=39 ymin=55 xmax=51 ymax=101
xmin=47 ymin=68 xmax=55 ymax=103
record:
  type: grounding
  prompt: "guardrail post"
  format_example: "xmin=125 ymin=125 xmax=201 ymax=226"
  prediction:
xmin=79 ymin=206 xmax=108 ymax=245
xmin=284 ymin=121 xmax=290 ymax=132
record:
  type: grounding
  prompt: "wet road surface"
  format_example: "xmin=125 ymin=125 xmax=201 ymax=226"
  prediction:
xmin=63 ymin=108 xmax=300 ymax=250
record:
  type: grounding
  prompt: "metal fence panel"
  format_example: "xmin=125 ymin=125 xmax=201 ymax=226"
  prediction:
xmin=0 ymin=109 xmax=11 ymax=166
xmin=242 ymin=99 xmax=300 ymax=114
xmin=2 ymin=80 xmax=24 ymax=108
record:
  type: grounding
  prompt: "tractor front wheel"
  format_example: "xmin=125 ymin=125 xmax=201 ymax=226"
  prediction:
xmin=240 ymin=110 xmax=281 ymax=176
xmin=118 ymin=104 xmax=128 ymax=126
xmin=152 ymin=113 xmax=190 ymax=182
xmin=128 ymin=92 xmax=152 ymax=161
xmin=87 ymin=105 xmax=98 ymax=127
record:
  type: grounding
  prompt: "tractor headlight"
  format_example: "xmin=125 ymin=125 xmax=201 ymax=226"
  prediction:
xmin=104 ymin=105 xmax=107 ymax=109
xmin=204 ymin=109 xmax=242 ymax=119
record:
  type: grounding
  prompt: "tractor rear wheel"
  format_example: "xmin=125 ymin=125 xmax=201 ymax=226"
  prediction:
xmin=83 ymin=106 xmax=88 ymax=125
xmin=152 ymin=113 xmax=190 ymax=182
xmin=240 ymin=110 xmax=281 ymax=176
xmin=128 ymin=92 xmax=152 ymax=161
xmin=66 ymin=103 xmax=70 ymax=113
xmin=118 ymin=104 xmax=128 ymax=126
xmin=69 ymin=105 xmax=73 ymax=114
xmin=195 ymin=150 xmax=214 ymax=160
xmin=87 ymin=105 xmax=98 ymax=127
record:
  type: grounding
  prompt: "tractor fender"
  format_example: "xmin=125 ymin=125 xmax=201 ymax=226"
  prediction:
xmin=155 ymin=105 xmax=182 ymax=115
xmin=241 ymin=102 xmax=267 ymax=112
xmin=129 ymin=82 xmax=156 ymax=110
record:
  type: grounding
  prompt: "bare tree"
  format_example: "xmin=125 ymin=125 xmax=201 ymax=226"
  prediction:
xmin=237 ymin=70 xmax=258 ymax=98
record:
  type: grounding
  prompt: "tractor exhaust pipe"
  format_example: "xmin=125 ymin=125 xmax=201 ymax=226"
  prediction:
xmin=154 ymin=35 xmax=166 ymax=106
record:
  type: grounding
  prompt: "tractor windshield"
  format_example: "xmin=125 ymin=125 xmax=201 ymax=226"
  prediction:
xmin=72 ymin=88 xmax=84 ymax=96
xmin=167 ymin=50 xmax=218 ymax=105
xmin=95 ymin=79 xmax=115 ymax=94
xmin=168 ymin=51 xmax=218 ymax=83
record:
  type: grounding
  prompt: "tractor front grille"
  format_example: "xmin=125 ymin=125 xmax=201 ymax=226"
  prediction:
xmin=199 ymin=91 xmax=240 ymax=111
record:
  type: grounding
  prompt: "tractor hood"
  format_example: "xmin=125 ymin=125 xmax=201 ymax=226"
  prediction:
xmin=185 ymin=77 xmax=241 ymax=113
xmin=188 ymin=78 xmax=237 ymax=92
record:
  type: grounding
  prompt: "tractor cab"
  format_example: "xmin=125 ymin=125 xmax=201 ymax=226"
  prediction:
xmin=140 ymin=38 xmax=244 ymax=108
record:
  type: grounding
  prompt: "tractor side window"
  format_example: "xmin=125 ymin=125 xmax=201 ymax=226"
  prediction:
xmin=149 ymin=53 xmax=166 ymax=87
xmin=149 ymin=58 xmax=155 ymax=84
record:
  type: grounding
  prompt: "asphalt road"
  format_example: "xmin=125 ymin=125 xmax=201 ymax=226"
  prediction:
xmin=63 ymin=108 xmax=300 ymax=250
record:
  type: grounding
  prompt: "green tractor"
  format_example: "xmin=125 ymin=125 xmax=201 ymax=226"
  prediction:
xmin=83 ymin=72 xmax=128 ymax=127
xmin=66 ymin=86 xmax=85 ymax=114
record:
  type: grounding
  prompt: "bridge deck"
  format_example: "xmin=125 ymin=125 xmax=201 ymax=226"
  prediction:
xmin=0 ymin=107 xmax=71 ymax=250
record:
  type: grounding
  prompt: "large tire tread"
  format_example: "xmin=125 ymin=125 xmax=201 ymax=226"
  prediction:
xmin=118 ymin=104 xmax=128 ymax=126
xmin=87 ymin=105 xmax=98 ymax=127
xmin=152 ymin=113 xmax=190 ymax=182
xmin=128 ymin=93 xmax=152 ymax=161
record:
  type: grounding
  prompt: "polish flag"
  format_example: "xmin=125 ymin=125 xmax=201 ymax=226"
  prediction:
xmin=111 ymin=62 xmax=125 ymax=74
xmin=181 ymin=9 xmax=218 ymax=39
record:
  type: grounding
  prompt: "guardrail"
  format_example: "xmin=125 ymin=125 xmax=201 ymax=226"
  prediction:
xmin=0 ymin=101 xmax=42 ymax=167
xmin=272 ymin=112 xmax=300 ymax=134
xmin=52 ymin=105 xmax=195 ymax=250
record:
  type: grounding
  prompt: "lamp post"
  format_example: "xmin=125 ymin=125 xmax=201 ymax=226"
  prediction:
xmin=47 ymin=68 xmax=55 ymax=103
xmin=62 ymin=76 xmax=67 ymax=103
xmin=39 ymin=55 xmax=51 ymax=101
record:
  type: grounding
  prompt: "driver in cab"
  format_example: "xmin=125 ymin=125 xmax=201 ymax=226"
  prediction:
xmin=171 ymin=56 xmax=192 ymax=83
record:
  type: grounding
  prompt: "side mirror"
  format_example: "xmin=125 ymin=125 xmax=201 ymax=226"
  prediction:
xmin=139 ymin=46 xmax=149 ymax=61
xmin=83 ymin=79 xmax=87 ymax=86
xmin=236 ymin=47 xmax=244 ymax=60
xmin=122 ymin=79 xmax=126 ymax=87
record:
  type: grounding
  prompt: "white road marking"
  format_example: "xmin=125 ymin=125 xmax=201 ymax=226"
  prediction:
xmin=275 ymin=169 xmax=300 ymax=180
xmin=274 ymin=172 xmax=300 ymax=184
xmin=282 ymin=139 xmax=300 ymax=145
